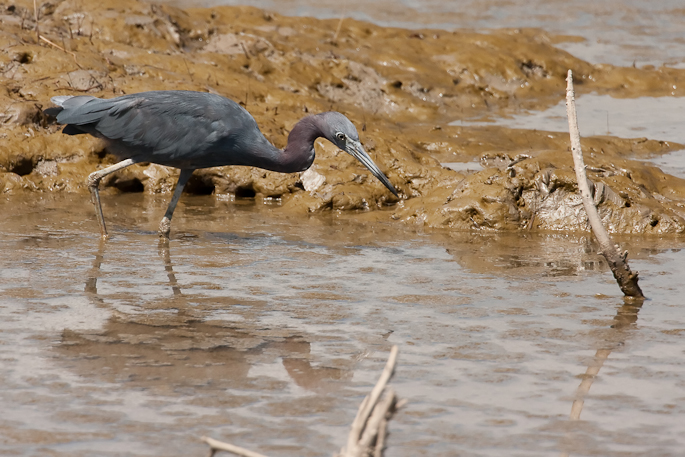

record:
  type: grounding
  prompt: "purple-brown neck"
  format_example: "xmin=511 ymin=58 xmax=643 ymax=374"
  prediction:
xmin=276 ymin=115 xmax=323 ymax=173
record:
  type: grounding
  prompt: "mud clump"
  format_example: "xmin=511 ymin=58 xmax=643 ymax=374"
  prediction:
xmin=1 ymin=0 xmax=684 ymax=234
xmin=396 ymin=147 xmax=684 ymax=235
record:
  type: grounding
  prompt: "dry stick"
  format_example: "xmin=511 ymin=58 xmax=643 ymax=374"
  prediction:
xmin=348 ymin=346 xmax=398 ymax=450
xmin=200 ymin=437 xmax=270 ymax=457
xmin=33 ymin=0 xmax=39 ymax=41
xmin=333 ymin=15 xmax=345 ymax=44
xmin=182 ymin=57 xmax=194 ymax=83
xmin=201 ymin=346 xmax=401 ymax=457
xmin=39 ymin=35 xmax=82 ymax=68
xmin=357 ymin=388 xmax=397 ymax=450
xmin=341 ymin=346 xmax=400 ymax=457
xmin=565 ymin=70 xmax=644 ymax=298
xmin=373 ymin=418 xmax=388 ymax=457
xmin=239 ymin=41 xmax=250 ymax=60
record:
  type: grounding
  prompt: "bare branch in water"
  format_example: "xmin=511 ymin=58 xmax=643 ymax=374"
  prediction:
xmin=202 ymin=346 xmax=403 ymax=457
xmin=565 ymin=70 xmax=644 ymax=299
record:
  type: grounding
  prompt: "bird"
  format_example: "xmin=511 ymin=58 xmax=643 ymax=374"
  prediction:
xmin=45 ymin=90 xmax=398 ymax=238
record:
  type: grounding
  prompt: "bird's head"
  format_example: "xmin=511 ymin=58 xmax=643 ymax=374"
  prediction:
xmin=318 ymin=112 xmax=399 ymax=198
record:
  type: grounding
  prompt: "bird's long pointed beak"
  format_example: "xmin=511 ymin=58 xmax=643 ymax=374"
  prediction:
xmin=346 ymin=140 xmax=399 ymax=197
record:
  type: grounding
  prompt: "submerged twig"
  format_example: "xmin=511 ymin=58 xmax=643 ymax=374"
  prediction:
xmin=565 ymin=70 xmax=644 ymax=299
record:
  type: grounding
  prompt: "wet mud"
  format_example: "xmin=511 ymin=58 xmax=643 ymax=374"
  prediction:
xmin=1 ymin=0 xmax=685 ymax=233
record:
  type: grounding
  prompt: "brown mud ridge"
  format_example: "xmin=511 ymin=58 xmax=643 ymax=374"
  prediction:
xmin=1 ymin=0 xmax=685 ymax=234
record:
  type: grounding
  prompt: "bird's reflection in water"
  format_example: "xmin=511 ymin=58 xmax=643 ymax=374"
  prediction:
xmin=84 ymin=239 xmax=106 ymax=296
xmin=560 ymin=298 xmax=645 ymax=457
xmin=65 ymin=238 xmax=350 ymax=395
xmin=159 ymin=239 xmax=182 ymax=297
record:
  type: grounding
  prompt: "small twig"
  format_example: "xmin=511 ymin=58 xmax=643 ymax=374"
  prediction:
xmin=76 ymin=13 xmax=84 ymax=36
xmin=358 ymin=388 xmax=397 ymax=449
xmin=526 ymin=201 xmax=537 ymax=231
xmin=340 ymin=346 xmax=400 ymax=457
xmin=54 ymin=85 xmax=100 ymax=92
xmin=349 ymin=346 xmax=398 ymax=446
xmin=39 ymin=35 xmax=82 ymax=68
xmin=239 ymin=41 xmax=250 ymax=59
xmin=332 ymin=15 xmax=345 ymax=44
xmin=373 ymin=418 xmax=388 ymax=457
xmin=201 ymin=437 xmax=270 ymax=457
xmin=201 ymin=347 xmax=401 ymax=457
xmin=33 ymin=0 xmax=39 ymax=41
xmin=182 ymin=57 xmax=194 ymax=83
xmin=565 ymin=70 xmax=643 ymax=298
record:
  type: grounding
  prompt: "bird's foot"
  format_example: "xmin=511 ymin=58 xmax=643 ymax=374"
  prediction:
xmin=159 ymin=217 xmax=171 ymax=238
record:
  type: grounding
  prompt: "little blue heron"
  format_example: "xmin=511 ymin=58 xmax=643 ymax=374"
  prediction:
xmin=45 ymin=90 xmax=398 ymax=238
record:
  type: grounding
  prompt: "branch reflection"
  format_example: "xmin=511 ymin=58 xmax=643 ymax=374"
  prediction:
xmin=560 ymin=298 xmax=644 ymax=457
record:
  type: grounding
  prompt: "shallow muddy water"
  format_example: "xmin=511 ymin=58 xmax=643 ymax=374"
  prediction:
xmin=2 ymin=194 xmax=685 ymax=456
xmin=175 ymin=0 xmax=685 ymax=68
xmin=460 ymin=95 xmax=685 ymax=146
xmin=456 ymin=94 xmax=685 ymax=178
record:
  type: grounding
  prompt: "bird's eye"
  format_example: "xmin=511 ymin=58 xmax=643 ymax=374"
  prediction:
xmin=336 ymin=132 xmax=345 ymax=141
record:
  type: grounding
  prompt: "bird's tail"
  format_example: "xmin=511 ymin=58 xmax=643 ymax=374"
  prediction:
xmin=44 ymin=95 xmax=84 ymax=117
xmin=44 ymin=95 xmax=104 ymax=136
xmin=51 ymin=95 xmax=74 ymax=107
xmin=44 ymin=94 xmax=102 ymax=123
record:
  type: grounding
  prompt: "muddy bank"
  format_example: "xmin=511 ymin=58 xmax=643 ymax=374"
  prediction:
xmin=1 ymin=0 xmax=684 ymax=233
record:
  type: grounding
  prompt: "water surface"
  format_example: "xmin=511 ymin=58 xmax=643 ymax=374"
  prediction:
xmin=458 ymin=95 xmax=685 ymax=145
xmin=2 ymin=194 xmax=685 ymax=456
xmin=453 ymin=94 xmax=685 ymax=178
xmin=172 ymin=0 xmax=685 ymax=68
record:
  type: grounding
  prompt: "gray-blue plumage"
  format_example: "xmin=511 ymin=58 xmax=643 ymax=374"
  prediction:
xmin=52 ymin=91 xmax=278 ymax=169
xmin=45 ymin=90 xmax=398 ymax=238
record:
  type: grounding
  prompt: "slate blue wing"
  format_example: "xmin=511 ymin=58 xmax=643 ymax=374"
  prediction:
xmin=53 ymin=91 xmax=261 ymax=168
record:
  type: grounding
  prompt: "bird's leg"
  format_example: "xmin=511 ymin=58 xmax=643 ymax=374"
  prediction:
xmin=159 ymin=168 xmax=194 ymax=238
xmin=87 ymin=158 xmax=136 ymax=239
